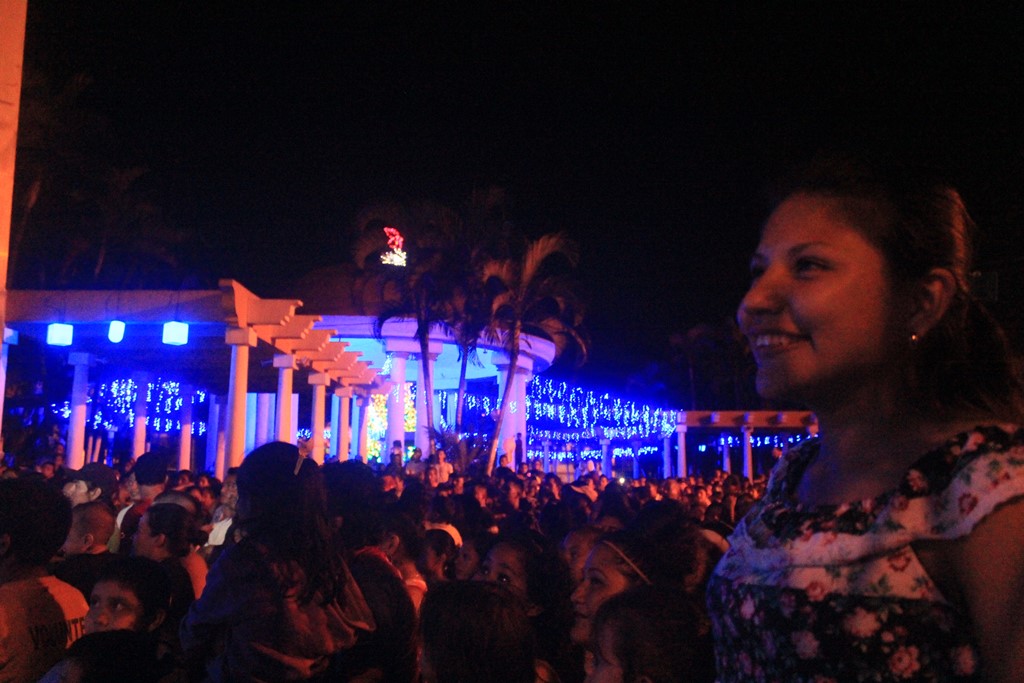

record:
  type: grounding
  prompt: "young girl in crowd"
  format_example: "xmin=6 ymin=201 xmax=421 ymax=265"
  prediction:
xmin=586 ymin=585 xmax=715 ymax=683
xmin=180 ymin=442 xmax=375 ymax=681
xmin=477 ymin=529 xmax=580 ymax=683
xmin=420 ymin=581 xmax=538 ymax=683
xmin=710 ymin=157 xmax=1024 ymax=681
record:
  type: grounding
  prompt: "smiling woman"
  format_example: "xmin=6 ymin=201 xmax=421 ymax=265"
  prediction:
xmin=710 ymin=157 xmax=1024 ymax=682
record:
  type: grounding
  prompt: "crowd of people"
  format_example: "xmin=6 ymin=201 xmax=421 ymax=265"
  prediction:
xmin=3 ymin=156 xmax=1024 ymax=682
xmin=0 ymin=436 xmax=747 ymax=682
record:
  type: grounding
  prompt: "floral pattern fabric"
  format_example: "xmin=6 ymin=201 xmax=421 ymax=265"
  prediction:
xmin=708 ymin=425 xmax=1024 ymax=682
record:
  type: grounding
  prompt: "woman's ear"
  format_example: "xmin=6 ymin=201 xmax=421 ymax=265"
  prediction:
xmin=145 ymin=608 xmax=167 ymax=633
xmin=909 ymin=268 xmax=957 ymax=338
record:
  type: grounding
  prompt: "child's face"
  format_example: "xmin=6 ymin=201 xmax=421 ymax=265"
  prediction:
xmin=585 ymin=626 xmax=625 ymax=683
xmin=85 ymin=581 xmax=146 ymax=633
xmin=570 ymin=545 xmax=636 ymax=645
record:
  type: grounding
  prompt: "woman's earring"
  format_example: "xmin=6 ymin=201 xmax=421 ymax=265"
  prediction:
xmin=909 ymin=333 xmax=919 ymax=348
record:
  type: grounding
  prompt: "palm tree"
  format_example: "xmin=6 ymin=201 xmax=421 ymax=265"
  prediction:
xmin=480 ymin=233 xmax=589 ymax=475
xmin=353 ymin=200 xmax=464 ymax=454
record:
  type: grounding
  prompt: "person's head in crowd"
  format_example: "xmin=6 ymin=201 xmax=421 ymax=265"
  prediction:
xmin=62 ymin=629 xmax=170 ymax=682
xmin=418 ymin=528 xmax=457 ymax=584
xmin=503 ymin=476 xmax=525 ymax=509
xmin=450 ymin=472 xmax=466 ymax=496
xmin=587 ymin=585 xmax=715 ymax=683
xmin=379 ymin=507 xmax=425 ymax=569
xmin=186 ymin=484 xmax=217 ymax=517
xmin=0 ymin=477 xmax=72 ymax=578
xmin=62 ymin=463 xmax=119 ymax=508
xmin=133 ymin=502 xmax=205 ymax=562
xmin=127 ymin=451 xmax=169 ymax=503
xmin=419 ymin=581 xmax=538 ymax=683
xmin=85 ymin=556 xmax=170 ymax=634
xmin=153 ymin=488 xmax=203 ymax=518
xmin=498 ymin=453 xmax=511 ymax=470
xmin=425 ymin=464 xmax=440 ymax=488
xmin=174 ymin=469 xmax=193 ymax=490
xmin=561 ymin=525 xmax=603 ymax=586
xmin=590 ymin=486 xmax=635 ymax=531
xmin=453 ymin=531 xmax=497 ymax=581
xmin=219 ymin=468 xmax=239 ymax=510
xmin=748 ymin=154 xmax=1024 ymax=421
xmin=571 ymin=515 xmax=721 ymax=647
xmin=476 ymin=529 xmax=575 ymax=677
xmin=237 ymin=441 xmax=345 ymax=604
xmin=322 ymin=459 xmax=385 ymax=551
xmin=61 ymin=501 xmax=116 ymax=558
xmin=35 ymin=454 xmax=56 ymax=480
xmin=470 ymin=479 xmax=491 ymax=508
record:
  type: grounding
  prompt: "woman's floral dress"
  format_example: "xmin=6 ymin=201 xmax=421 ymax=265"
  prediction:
xmin=708 ymin=425 xmax=1024 ymax=682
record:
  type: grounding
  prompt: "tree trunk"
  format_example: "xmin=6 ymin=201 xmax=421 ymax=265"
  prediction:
xmin=419 ymin=327 xmax=436 ymax=456
xmin=455 ymin=345 xmax=469 ymax=434
xmin=486 ymin=331 xmax=519 ymax=476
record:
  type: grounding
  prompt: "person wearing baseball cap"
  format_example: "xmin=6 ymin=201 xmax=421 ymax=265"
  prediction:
xmin=115 ymin=451 xmax=169 ymax=556
xmin=62 ymin=463 xmax=119 ymax=509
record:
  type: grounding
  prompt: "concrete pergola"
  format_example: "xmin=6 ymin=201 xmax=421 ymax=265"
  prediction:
xmin=318 ymin=316 xmax=557 ymax=461
xmin=2 ymin=280 xmax=383 ymax=476
xmin=0 ymin=281 xmax=559 ymax=476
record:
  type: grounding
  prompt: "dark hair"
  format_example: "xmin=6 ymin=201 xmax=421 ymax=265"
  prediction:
xmin=775 ymin=155 xmax=1024 ymax=419
xmin=420 ymin=581 xmax=537 ymax=683
xmin=0 ymin=478 xmax=71 ymax=565
xmin=145 ymin=503 xmax=206 ymax=557
xmin=236 ymin=441 xmax=345 ymax=604
xmin=490 ymin=529 xmax=575 ymax=674
xmin=604 ymin=507 xmax=723 ymax=597
xmin=421 ymin=528 xmax=457 ymax=579
xmin=95 ymin=556 xmax=172 ymax=627
xmin=65 ymin=629 xmax=168 ymax=683
xmin=591 ymin=585 xmax=715 ymax=683
xmin=380 ymin=507 xmax=424 ymax=562
xmin=71 ymin=501 xmax=116 ymax=546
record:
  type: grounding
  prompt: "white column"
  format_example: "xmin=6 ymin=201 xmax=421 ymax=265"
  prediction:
xmin=274 ymin=353 xmax=296 ymax=443
xmin=386 ymin=352 xmax=408 ymax=453
xmin=542 ymin=439 xmax=551 ymax=474
xmin=676 ymin=423 xmax=688 ymax=478
xmin=742 ymin=424 xmax=754 ymax=481
xmin=225 ymin=326 xmax=255 ymax=469
xmin=329 ymin=391 xmax=341 ymax=459
xmin=178 ymin=384 xmax=193 ymax=472
xmin=600 ymin=438 xmax=612 ymax=478
xmin=350 ymin=393 xmax=362 ymax=459
xmin=415 ymin=353 xmax=438 ymax=456
xmin=131 ymin=371 xmax=150 ymax=459
xmin=0 ymin=329 xmax=17 ymax=455
xmin=244 ymin=393 xmax=257 ymax=453
xmin=335 ymin=387 xmax=353 ymax=461
xmin=631 ymin=440 xmax=641 ymax=479
xmin=721 ymin=441 xmax=732 ymax=474
xmin=515 ymin=370 xmax=530 ymax=459
xmin=66 ymin=352 xmax=92 ymax=470
xmin=309 ymin=372 xmax=329 ymax=464
xmin=206 ymin=395 xmax=221 ymax=476
xmin=357 ymin=393 xmax=372 ymax=462
xmin=254 ymin=393 xmax=272 ymax=448
xmin=662 ymin=436 xmax=672 ymax=479
xmin=495 ymin=362 xmax=514 ymax=455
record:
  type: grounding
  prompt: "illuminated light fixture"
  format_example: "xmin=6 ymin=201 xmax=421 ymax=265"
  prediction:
xmin=380 ymin=226 xmax=407 ymax=266
xmin=46 ymin=322 xmax=74 ymax=346
xmin=108 ymin=320 xmax=126 ymax=343
xmin=162 ymin=321 xmax=189 ymax=346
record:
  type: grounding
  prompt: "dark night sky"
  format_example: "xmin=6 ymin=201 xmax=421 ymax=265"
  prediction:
xmin=19 ymin=2 xmax=1024 ymax=390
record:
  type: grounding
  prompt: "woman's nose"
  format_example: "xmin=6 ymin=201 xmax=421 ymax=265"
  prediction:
xmin=739 ymin=269 xmax=785 ymax=319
